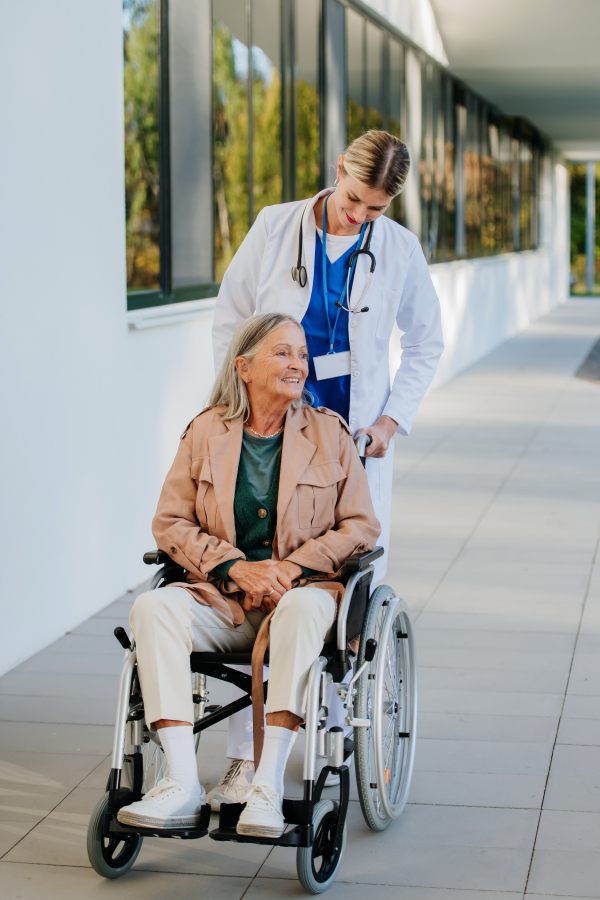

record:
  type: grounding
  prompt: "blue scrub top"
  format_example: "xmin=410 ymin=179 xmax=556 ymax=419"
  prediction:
xmin=302 ymin=234 xmax=359 ymax=424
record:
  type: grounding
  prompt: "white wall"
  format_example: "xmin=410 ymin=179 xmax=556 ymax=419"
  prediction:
xmin=0 ymin=1 xmax=216 ymax=675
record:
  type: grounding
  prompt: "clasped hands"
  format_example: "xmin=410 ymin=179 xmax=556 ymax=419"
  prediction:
xmin=228 ymin=558 xmax=304 ymax=613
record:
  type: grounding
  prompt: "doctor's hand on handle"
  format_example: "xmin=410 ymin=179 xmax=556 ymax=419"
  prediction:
xmin=228 ymin=558 xmax=304 ymax=614
xmin=356 ymin=414 xmax=399 ymax=459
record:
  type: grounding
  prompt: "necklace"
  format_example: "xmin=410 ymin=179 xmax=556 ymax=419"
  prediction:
xmin=245 ymin=422 xmax=284 ymax=439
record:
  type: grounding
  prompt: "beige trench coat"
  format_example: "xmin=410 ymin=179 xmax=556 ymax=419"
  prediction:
xmin=152 ymin=404 xmax=381 ymax=624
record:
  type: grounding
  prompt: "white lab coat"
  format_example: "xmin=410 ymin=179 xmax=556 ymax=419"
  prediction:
xmin=213 ymin=189 xmax=443 ymax=762
xmin=212 ymin=188 xmax=444 ymax=579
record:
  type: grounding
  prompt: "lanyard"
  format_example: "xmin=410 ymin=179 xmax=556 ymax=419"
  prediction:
xmin=321 ymin=192 xmax=366 ymax=353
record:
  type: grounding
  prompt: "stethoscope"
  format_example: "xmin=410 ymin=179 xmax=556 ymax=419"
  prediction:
xmin=291 ymin=191 xmax=376 ymax=314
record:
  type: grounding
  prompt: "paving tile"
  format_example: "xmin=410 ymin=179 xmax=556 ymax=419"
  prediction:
xmin=0 ymin=784 xmax=71 ymax=823
xmin=567 ymin=652 xmax=600 ymax=697
xmin=0 ymin=752 xmax=107 ymax=791
xmin=418 ymin=645 xmax=573 ymax=674
xmin=0 ymin=822 xmax=36 ymax=857
xmin=419 ymin=688 xmax=563 ymax=718
xmin=261 ymin=801 xmax=537 ymax=890
xmin=418 ymin=712 xmax=558 ymax=744
xmin=41 ymin=634 xmax=126 ymax=656
xmin=416 ymin=611 xmax=582 ymax=634
xmin=527 ymin=810 xmax=600 ymax=897
xmin=415 ymin=738 xmax=553 ymax=776
xmin=424 ymin=561 xmax=589 ymax=630
xmin=0 ymin=694 xmax=116 ymax=726
xmin=415 ymin=627 xmax=576 ymax=654
xmin=418 ymin=664 xmax=569 ymax=695
xmin=562 ymin=694 xmax=600 ymax=720
xmin=410 ymin=769 xmax=545 ymax=809
xmin=247 ymin=878 xmax=519 ymax=900
xmin=0 ymin=861 xmax=250 ymax=899
xmin=69 ymin=615 xmax=131 ymax=636
xmin=0 ymin=671 xmax=120 ymax=699
xmin=0 ymin=722 xmax=113 ymax=755
xmin=580 ymin=566 xmax=600 ymax=635
xmin=16 ymin=651 xmax=124 ymax=676
xmin=543 ymin=745 xmax=600 ymax=813
xmin=556 ymin=716 xmax=600 ymax=746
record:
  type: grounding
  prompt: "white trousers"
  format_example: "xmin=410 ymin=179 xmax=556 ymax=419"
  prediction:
xmin=130 ymin=585 xmax=337 ymax=727
xmin=225 ymin=453 xmax=393 ymax=760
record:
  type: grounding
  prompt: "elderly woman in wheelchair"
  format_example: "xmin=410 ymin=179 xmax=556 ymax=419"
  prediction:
xmin=88 ymin=311 xmax=417 ymax=892
xmin=118 ymin=312 xmax=380 ymax=838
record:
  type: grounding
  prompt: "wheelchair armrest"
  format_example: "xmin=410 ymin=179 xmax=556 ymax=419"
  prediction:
xmin=143 ymin=550 xmax=171 ymax=566
xmin=342 ymin=546 xmax=384 ymax=575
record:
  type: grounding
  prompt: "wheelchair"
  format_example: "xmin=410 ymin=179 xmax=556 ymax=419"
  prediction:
xmin=87 ymin=442 xmax=418 ymax=894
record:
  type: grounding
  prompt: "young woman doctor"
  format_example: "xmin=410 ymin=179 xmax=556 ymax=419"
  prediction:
xmin=206 ymin=130 xmax=444 ymax=809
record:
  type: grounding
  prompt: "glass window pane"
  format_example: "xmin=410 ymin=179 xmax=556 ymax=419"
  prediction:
xmin=430 ymin=67 xmax=442 ymax=259
xmin=252 ymin=0 xmax=282 ymax=221
xmin=213 ymin=0 xmax=249 ymax=282
xmin=442 ymin=77 xmax=455 ymax=256
xmin=295 ymin=0 xmax=320 ymax=199
xmin=465 ymin=94 xmax=481 ymax=255
xmin=123 ymin=0 xmax=160 ymax=291
xmin=499 ymin=124 xmax=513 ymax=251
xmin=519 ymin=138 xmax=533 ymax=250
xmin=420 ymin=63 xmax=432 ymax=255
xmin=481 ymin=107 xmax=496 ymax=255
xmin=346 ymin=9 xmax=364 ymax=143
xmin=365 ymin=22 xmax=383 ymax=130
xmin=389 ymin=38 xmax=404 ymax=139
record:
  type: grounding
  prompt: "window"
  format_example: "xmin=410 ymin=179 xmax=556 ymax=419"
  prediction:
xmin=295 ymin=0 xmax=320 ymax=199
xmin=123 ymin=0 xmax=548 ymax=309
xmin=123 ymin=0 xmax=161 ymax=294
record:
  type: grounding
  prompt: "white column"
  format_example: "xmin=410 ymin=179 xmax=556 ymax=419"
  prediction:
xmin=586 ymin=161 xmax=596 ymax=295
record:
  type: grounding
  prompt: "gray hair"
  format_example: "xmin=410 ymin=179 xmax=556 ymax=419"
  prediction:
xmin=208 ymin=313 xmax=312 ymax=421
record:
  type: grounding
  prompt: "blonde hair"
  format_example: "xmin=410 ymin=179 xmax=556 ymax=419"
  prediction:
xmin=208 ymin=313 xmax=312 ymax=421
xmin=341 ymin=130 xmax=410 ymax=197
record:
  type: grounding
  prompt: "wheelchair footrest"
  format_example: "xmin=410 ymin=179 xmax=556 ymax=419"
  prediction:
xmin=209 ymin=824 xmax=311 ymax=848
xmin=108 ymin=804 xmax=211 ymax=840
xmin=209 ymin=801 xmax=313 ymax=848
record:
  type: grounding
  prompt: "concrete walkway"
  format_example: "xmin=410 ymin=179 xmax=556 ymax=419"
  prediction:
xmin=2 ymin=298 xmax=600 ymax=899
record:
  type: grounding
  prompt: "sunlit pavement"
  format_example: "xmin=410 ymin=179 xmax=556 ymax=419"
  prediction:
xmin=2 ymin=298 xmax=600 ymax=899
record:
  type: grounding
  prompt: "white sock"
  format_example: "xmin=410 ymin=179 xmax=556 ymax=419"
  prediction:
xmin=253 ymin=725 xmax=297 ymax=799
xmin=157 ymin=725 xmax=202 ymax=796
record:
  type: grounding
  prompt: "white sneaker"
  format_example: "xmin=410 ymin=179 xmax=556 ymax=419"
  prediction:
xmin=206 ymin=759 xmax=255 ymax=811
xmin=117 ymin=777 xmax=206 ymax=828
xmin=236 ymin=783 xmax=285 ymax=837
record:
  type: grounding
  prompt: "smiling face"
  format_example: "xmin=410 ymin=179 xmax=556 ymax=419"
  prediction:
xmin=330 ymin=156 xmax=393 ymax=234
xmin=235 ymin=322 xmax=309 ymax=412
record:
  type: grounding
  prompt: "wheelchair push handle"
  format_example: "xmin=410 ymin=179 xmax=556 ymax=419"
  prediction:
xmin=354 ymin=433 xmax=373 ymax=466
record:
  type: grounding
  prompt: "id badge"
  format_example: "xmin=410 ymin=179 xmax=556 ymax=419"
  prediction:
xmin=313 ymin=350 xmax=351 ymax=381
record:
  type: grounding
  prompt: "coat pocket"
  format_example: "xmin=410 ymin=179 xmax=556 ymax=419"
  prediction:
xmin=296 ymin=462 xmax=347 ymax=529
xmin=191 ymin=457 xmax=217 ymax=530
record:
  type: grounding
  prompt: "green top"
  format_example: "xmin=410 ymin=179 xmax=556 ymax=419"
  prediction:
xmin=240 ymin=430 xmax=283 ymax=503
xmin=210 ymin=430 xmax=318 ymax=582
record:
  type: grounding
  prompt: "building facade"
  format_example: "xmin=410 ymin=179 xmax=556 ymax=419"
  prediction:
xmin=0 ymin=0 xmax=568 ymax=674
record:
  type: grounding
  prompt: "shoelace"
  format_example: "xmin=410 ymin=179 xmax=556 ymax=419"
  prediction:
xmin=219 ymin=759 xmax=252 ymax=788
xmin=243 ymin=782 xmax=281 ymax=813
xmin=144 ymin=777 xmax=181 ymax=800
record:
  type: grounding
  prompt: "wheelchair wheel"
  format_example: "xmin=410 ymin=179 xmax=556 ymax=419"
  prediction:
xmin=354 ymin=585 xmax=417 ymax=832
xmin=296 ymin=799 xmax=347 ymax=894
xmin=87 ymin=792 xmax=142 ymax=878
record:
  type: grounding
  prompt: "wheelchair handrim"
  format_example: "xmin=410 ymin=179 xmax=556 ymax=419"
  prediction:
xmin=374 ymin=605 xmax=417 ymax=820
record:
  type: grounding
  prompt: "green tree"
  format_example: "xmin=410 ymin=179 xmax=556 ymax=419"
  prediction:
xmin=213 ymin=20 xmax=249 ymax=282
xmin=123 ymin=0 xmax=160 ymax=290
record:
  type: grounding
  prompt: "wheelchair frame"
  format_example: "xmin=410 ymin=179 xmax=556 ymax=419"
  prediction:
xmin=88 ymin=433 xmax=418 ymax=892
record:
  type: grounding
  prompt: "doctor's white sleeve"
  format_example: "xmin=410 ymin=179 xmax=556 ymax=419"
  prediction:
xmin=212 ymin=209 xmax=269 ymax=374
xmin=382 ymin=240 xmax=444 ymax=436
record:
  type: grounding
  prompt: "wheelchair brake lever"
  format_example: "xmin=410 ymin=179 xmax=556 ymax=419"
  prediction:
xmin=338 ymin=660 xmax=371 ymax=728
